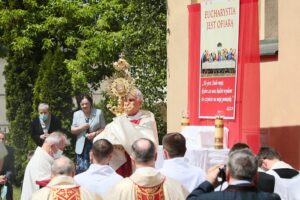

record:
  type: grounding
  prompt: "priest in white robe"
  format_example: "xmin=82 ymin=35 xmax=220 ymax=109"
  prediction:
xmin=257 ymin=146 xmax=300 ymax=200
xmin=104 ymin=138 xmax=189 ymax=200
xmin=74 ymin=139 xmax=123 ymax=196
xmin=21 ymin=132 xmax=68 ymax=200
xmin=31 ymin=156 xmax=102 ymax=200
xmin=94 ymin=88 xmax=158 ymax=177
xmin=159 ymin=133 xmax=206 ymax=192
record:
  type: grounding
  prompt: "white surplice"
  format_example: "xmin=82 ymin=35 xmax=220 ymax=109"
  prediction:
xmin=287 ymin=174 xmax=300 ymax=200
xmin=21 ymin=146 xmax=54 ymax=200
xmin=159 ymin=157 xmax=206 ymax=192
xmin=104 ymin=167 xmax=189 ymax=200
xmin=269 ymin=161 xmax=294 ymax=171
xmin=266 ymin=161 xmax=297 ymax=200
xmin=93 ymin=110 xmax=158 ymax=170
xmin=74 ymin=164 xmax=123 ymax=196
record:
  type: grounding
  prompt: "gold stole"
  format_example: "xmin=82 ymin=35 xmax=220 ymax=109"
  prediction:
xmin=49 ymin=186 xmax=81 ymax=200
xmin=131 ymin=178 xmax=165 ymax=200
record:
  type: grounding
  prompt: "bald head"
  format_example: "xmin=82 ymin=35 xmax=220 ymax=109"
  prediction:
xmin=51 ymin=156 xmax=75 ymax=177
xmin=131 ymin=138 xmax=156 ymax=164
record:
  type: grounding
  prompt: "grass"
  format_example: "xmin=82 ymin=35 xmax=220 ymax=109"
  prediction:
xmin=13 ymin=186 xmax=21 ymax=200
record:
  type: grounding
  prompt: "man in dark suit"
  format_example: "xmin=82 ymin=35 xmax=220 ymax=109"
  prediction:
xmin=216 ymin=143 xmax=275 ymax=193
xmin=31 ymin=103 xmax=62 ymax=146
xmin=256 ymin=171 xmax=275 ymax=193
xmin=0 ymin=131 xmax=15 ymax=200
xmin=187 ymin=149 xmax=281 ymax=200
xmin=228 ymin=142 xmax=276 ymax=193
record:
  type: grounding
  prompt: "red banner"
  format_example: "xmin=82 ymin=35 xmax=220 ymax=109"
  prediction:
xmin=199 ymin=0 xmax=239 ymax=119
xmin=188 ymin=0 xmax=260 ymax=152
xmin=199 ymin=76 xmax=236 ymax=118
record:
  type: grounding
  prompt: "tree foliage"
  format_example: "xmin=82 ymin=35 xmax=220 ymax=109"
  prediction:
xmin=122 ymin=0 xmax=167 ymax=139
xmin=33 ymin=47 xmax=75 ymax=159
xmin=0 ymin=0 xmax=167 ymax=185
xmin=33 ymin=47 xmax=73 ymax=133
xmin=3 ymin=59 xmax=37 ymax=185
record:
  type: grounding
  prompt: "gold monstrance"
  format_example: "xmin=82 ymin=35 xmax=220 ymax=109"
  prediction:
xmin=106 ymin=54 xmax=135 ymax=116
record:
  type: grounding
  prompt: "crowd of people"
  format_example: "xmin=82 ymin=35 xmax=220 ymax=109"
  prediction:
xmin=0 ymin=87 xmax=299 ymax=200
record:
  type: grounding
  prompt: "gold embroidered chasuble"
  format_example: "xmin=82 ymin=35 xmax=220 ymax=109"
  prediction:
xmin=104 ymin=167 xmax=189 ymax=200
xmin=30 ymin=175 xmax=102 ymax=200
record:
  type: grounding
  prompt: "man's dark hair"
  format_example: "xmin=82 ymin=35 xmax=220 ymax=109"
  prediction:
xmin=229 ymin=142 xmax=250 ymax=154
xmin=162 ymin=132 xmax=186 ymax=158
xmin=257 ymin=146 xmax=281 ymax=167
xmin=131 ymin=138 xmax=155 ymax=163
xmin=92 ymin=139 xmax=113 ymax=163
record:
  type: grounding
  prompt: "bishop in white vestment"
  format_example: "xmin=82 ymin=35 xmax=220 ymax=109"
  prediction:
xmin=94 ymin=88 xmax=158 ymax=177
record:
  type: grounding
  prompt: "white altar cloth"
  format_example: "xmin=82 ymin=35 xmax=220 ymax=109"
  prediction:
xmin=156 ymin=146 xmax=229 ymax=172
xmin=181 ymin=126 xmax=229 ymax=149
xmin=155 ymin=126 xmax=229 ymax=171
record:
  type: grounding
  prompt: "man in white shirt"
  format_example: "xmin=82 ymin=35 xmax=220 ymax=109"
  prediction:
xmin=160 ymin=133 xmax=206 ymax=192
xmin=21 ymin=132 xmax=68 ymax=200
xmin=74 ymin=139 xmax=123 ymax=196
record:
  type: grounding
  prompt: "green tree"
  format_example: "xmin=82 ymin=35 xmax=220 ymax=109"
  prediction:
xmin=0 ymin=0 xmax=125 ymax=184
xmin=3 ymin=58 xmax=38 ymax=185
xmin=76 ymin=0 xmax=167 ymax=140
xmin=33 ymin=47 xmax=73 ymax=133
xmin=0 ymin=0 xmax=167 ymax=185
xmin=123 ymin=0 xmax=167 ymax=140
xmin=33 ymin=47 xmax=74 ymax=157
